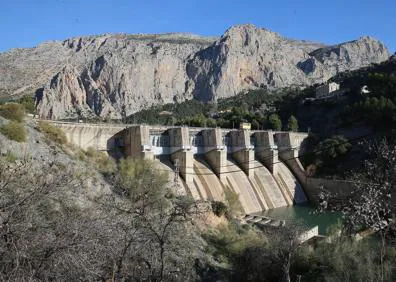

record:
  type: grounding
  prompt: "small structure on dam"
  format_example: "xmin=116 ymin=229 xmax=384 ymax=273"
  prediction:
xmin=46 ymin=120 xmax=310 ymax=213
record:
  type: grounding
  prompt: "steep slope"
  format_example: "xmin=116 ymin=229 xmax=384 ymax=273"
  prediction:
xmin=0 ymin=25 xmax=389 ymax=119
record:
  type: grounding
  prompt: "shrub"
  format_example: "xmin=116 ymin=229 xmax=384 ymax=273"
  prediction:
xmin=286 ymin=115 xmax=299 ymax=132
xmin=84 ymin=146 xmax=116 ymax=173
xmin=211 ymin=201 xmax=228 ymax=217
xmin=37 ymin=122 xmax=67 ymax=144
xmin=314 ymin=135 xmax=351 ymax=166
xmin=77 ymin=150 xmax=86 ymax=161
xmin=0 ymin=103 xmax=25 ymax=122
xmin=19 ymin=95 xmax=36 ymax=114
xmin=0 ymin=121 xmax=27 ymax=142
xmin=268 ymin=113 xmax=282 ymax=131
xmin=224 ymin=189 xmax=243 ymax=217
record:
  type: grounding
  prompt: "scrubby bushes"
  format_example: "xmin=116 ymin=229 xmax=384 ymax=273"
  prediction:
xmin=211 ymin=201 xmax=228 ymax=217
xmin=204 ymin=221 xmax=396 ymax=282
xmin=0 ymin=103 xmax=25 ymax=122
xmin=0 ymin=121 xmax=27 ymax=142
xmin=84 ymin=146 xmax=116 ymax=173
xmin=19 ymin=95 xmax=36 ymax=114
xmin=37 ymin=121 xmax=67 ymax=144
xmin=224 ymin=189 xmax=243 ymax=217
xmin=204 ymin=222 xmax=267 ymax=265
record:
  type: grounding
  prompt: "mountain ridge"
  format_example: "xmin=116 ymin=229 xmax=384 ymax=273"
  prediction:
xmin=0 ymin=24 xmax=390 ymax=119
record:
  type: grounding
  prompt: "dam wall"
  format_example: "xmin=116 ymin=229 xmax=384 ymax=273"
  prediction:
xmin=46 ymin=120 xmax=314 ymax=213
xmin=121 ymin=125 xmax=311 ymax=213
xmin=43 ymin=121 xmax=127 ymax=151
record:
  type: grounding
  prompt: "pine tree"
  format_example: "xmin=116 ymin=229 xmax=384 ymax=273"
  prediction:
xmin=286 ymin=115 xmax=299 ymax=132
xmin=268 ymin=113 xmax=282 ymax=131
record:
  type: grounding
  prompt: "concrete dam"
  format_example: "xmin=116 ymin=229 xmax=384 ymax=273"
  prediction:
xmin=49 ymin=121 xmax=309 ymax=213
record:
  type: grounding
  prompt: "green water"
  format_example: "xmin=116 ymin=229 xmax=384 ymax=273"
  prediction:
xmin=257 ymin=204 xmax=342 ymax=235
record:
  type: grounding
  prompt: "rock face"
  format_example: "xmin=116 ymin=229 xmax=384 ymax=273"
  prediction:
xmin=0 ymin=24 xmax=390 ymax=119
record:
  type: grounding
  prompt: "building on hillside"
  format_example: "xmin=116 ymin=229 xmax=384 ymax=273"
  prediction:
xmin=361 ymin=85 xmax=370 ymax=94
xmin=315 ymin=82 xmax=340 ymax=98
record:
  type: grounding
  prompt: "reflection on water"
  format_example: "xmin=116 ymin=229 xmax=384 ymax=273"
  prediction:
xmin=257 ymin=204 xmax=342 ymax=235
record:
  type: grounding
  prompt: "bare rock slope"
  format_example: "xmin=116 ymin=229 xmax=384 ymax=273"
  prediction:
xmin=0 ymin=24 xmax=389 ymax=119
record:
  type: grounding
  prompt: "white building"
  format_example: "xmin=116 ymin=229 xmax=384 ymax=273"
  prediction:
xmin=315 ymin=82 xmax=340 ymax=98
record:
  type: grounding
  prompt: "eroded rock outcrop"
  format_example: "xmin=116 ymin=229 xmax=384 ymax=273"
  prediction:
xmin=0 ymin=25 xmax=389 ymax=119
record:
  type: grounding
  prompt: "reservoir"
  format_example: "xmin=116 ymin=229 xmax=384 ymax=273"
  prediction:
xmin=258 ymin=204 xmax=342 ymax=235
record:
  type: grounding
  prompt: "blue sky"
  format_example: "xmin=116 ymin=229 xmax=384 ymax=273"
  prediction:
xmin=0 ymin=0 xmax=395 ymax=53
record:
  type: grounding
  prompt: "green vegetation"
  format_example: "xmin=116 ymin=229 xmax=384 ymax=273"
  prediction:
xmin=37 ymin=121 xmax=67 ymax=144
xmin=19 ymin=95 xmax=36 ymax=114
xmin=287 ymin=115 xmax=299 ymax=132
xmin=344 ymin=96 xmax=396 ymax=128
xmin=127 ymin=88 xmax=306 ymax=130
xmin=211 ymin=201 xmax=228 ymax=217
xmin=84 ymin=146 xmax=116 ymax=173
xmin=224 ymin=189 xmax=243 ymax=217
xmin=268 ymin=113 xmax=282 ymax=130
xmin=203 ymin=220 xmax=396 ymax=282
xmin=315 ymin=135 xmax=352 ymax=165
xmin=302 ymin=135 xmax=352 ymax=175
xmin=204 ymin=222 xmax=267 ymax=266
xmin=0 ymin=156 xmax=201 ymax=281
xmin=0 ymin=121 xmax=27 ymax=142
xmin=0 ymin=103 xmax=27 ymax=142
xmin=0 ymin=103 xmax=25 ymax=122
xmin=334 ymin=58 xmax=396 ymax=130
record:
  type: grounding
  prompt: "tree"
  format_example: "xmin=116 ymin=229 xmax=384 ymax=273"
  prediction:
xmin=314 ymin=135 xmax=351 ymax=171
xmin=286 ymin=115 xmax=299 ymax=132
xmin=231 ymin=221 xmax=306 ymax=282
xmin=103 ymin=158 xmax=205 ymax=281
xmin=268 ymin=113 xmax=282 ymax=131
xmin=0 ymin=153 xmax=206 ymax=281
xmin=265 ymin=222 xmax=306 ymax=282
xmin=318 ymin=139 xmax=395 ymax=282
xmin=0 ymin=155 xmax=111 ymax=281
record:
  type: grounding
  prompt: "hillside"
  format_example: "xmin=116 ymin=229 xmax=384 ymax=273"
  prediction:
xmin=130 ymin=55 xmax=396 ymax=132
xmin=0 ymin=25 xmax=389 ymax=120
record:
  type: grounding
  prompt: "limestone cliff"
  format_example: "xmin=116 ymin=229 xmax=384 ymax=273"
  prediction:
xmin=0 ymin=24 xmax=389 ymax=119
xmin=186 ymin=25 xmax=389 ymax=101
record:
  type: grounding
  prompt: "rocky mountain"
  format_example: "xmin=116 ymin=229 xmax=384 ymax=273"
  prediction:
xmin=0 ymin=24 xmax=390 ymax=119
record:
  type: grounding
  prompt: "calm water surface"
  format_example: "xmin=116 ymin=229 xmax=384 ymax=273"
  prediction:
xmin=257 ymin=204 xmax=342 ymax=235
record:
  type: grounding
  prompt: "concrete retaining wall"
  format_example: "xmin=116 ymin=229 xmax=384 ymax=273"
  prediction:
xmin=46 ymin=121 xmax=126 ymax=151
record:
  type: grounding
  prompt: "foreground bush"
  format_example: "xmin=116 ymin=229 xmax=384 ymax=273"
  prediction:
xmin=0 ymin=121 xmax=27 ymax=142
xmin=84 ymin=146 xmax=116 ymax=173
xmin=19 ymin=95 xmax=36 ymax=114
xmin=0 ymin=103 xmax=25 ymax=122
xmin=211 ymin=201 xmax=228 ymax=217
xmin=37 ymin=121 xmax=67 ymax=144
